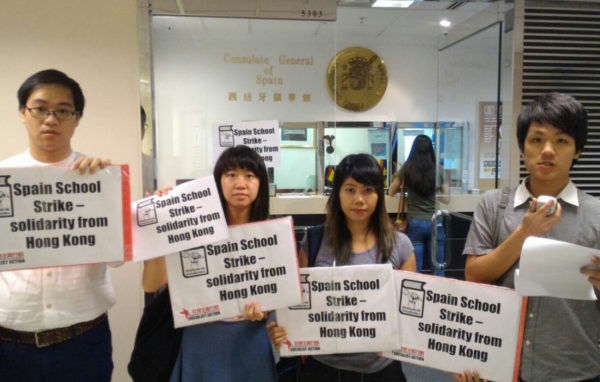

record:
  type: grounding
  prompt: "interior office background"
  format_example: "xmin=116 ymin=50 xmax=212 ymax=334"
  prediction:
xmin=1 ymin=1 xmax=599 ymax=381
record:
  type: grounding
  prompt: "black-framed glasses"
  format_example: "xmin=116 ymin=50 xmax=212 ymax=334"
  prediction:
xmin=25 ymin=107 xmax=77 ymax=121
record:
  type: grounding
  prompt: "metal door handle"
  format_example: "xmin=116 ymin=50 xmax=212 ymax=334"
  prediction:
xmin=431 ymin=209 xmax=449 ymax=271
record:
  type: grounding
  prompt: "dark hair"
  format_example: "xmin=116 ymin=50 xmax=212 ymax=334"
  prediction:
xmin=325 ymin=153 xmax=395 ymax=265
xmin=18 ymin=69 xmax=85 ymax=116
xmin=517 ymin=92 xmax=587 ymax=157
xmin=141 ymin=106 xmax=147 ymax=138
xmin=399 ymin=135 xmax=436 ymax=197
xmin=213 ymin=145 xmax=269 ymax=223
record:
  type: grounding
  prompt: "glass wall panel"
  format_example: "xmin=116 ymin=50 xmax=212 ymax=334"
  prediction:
xmin=150 ymin=3 xmax=507 ymax=198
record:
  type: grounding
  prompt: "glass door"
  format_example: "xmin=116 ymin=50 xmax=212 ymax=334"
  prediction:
xmin=433 ymin=21 xmax=504 ymax=279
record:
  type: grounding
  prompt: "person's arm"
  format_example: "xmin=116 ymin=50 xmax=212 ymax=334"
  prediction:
xmin=465 ymin=199 xmax=561 ymax=283
xmin=400 ymin=252 xmax=417 ymax=272
xmin=143 ymin=257 xmax=168 ymax=292
xmin=436 ymin=181 xmax=451 ymax=205
xmin=388 ymin=175 xmax=401 ymax=196
xmin=298 ymin=247 xmax=309 ymax=268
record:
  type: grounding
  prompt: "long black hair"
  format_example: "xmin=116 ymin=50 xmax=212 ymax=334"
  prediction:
xmin=399 ymin=135 xmax=436 ymax=197
xmin=325 ymin=153 xmax=395 ymax=265
xmin=213 ymin=145 xmax=269 ymax=223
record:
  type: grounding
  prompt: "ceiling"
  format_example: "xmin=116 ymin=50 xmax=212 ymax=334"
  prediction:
xmin=147 ymin=1 xmax=499 ymax=40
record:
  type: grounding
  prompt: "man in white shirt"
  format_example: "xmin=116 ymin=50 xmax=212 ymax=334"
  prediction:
xmin=0 ymin=69 xmax=115 ymax=381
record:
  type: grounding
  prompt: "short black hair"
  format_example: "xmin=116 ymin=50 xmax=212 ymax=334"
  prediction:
xmin=213 ymin=145 xmax=269 ymax=223
xmin=517 ymin=92 xmax=587 ymax=154
xmin=18 ymin=69 xmax=85 ymax=116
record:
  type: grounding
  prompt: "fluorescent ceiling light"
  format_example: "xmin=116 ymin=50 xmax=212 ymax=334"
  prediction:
xmin=439 ymin=19 xmax=451 ymax=27
xmin=372 ymin=1 xmax=414 ymax=8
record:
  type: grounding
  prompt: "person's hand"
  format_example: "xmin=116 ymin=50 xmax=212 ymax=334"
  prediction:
xmin=154 ymin=186 xmax=173 ymax=197
xmin=266 ymin=321 xmax=288 ymax=350
xmin=452 ymin=370 xmax=487 ymax=382
xmin=518 ymin=197 xmax=562 ymax=237
xmin=242 ymin=302 xmax=268 ymax=321
xmin=71 ymin=157 xmax=111 ymax=174
xmin=581 ymin=255 xmax=600 ymax=291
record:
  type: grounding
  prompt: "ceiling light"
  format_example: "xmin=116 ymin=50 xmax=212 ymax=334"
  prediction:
xmin=439 ymin=19 xmax=451 ymax=27
xmin=372 ymin=1 xmax=414 ymax=8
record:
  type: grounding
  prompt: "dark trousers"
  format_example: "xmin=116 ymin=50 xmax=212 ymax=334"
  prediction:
xmin=0 ymin=318 xmax=113 ymax=382
xmin=300 ymin=356 xmax=406 ymax=382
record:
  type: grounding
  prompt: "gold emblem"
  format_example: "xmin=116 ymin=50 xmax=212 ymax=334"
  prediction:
xmin=326 ymin=47 xmax=388 ymax=112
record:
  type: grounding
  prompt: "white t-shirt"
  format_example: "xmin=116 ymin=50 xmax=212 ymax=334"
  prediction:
xmin=0 ymin=150 xmax=116 ymax=331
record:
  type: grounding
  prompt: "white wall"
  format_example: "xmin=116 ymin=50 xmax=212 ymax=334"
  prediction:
xmin=0 ymin=1 xmax=142 ymax=381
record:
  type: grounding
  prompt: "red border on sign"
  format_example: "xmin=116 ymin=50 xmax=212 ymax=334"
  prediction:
xmin=512 ymin=297 xmax=528 ymax=382
xmin=120 ymin=165 xmax=133 ymax=261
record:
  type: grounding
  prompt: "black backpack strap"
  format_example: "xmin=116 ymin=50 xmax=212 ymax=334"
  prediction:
xmin=306 ymin=225 xmax=325 ymax=267
xmin=492 ymin=187 xmax=511 ymax=248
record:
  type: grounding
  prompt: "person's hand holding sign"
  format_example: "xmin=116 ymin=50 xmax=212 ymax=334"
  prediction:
xmin=265 ymin=321 xmax=288 ymax=350
xmin=581 ymin=255 xmax=600 ymax=297
xmin=71 ymin=156 xmax=111 ymax=174
xmin=452 ymin=370 xmax=487 ymax=382
xmin=242 ymin=302 xmax=269 ymax=322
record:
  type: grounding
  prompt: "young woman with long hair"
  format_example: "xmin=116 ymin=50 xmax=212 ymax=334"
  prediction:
xmin=389 ymin=134 xmax=449 ymax=274
xmin=268 ymin=153 xmax=416 ymax=382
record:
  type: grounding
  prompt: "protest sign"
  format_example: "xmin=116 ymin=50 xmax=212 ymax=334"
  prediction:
xmin=383 ymin=271 xmax=526 ymax=382
xmin=212 ymin=120 xmax=281 ymax=167
xmin=166 ymin=216 xmax=301 ymax=328
xmin=276 ymin=264 xmax=400 ymax=356
xmin=131 ymin=176 xmax=228 ymax=261
xmin=0 ymin=165 xmax=131 ymax=270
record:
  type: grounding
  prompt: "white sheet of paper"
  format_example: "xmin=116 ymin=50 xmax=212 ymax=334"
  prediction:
xmin=516 ymin=237 xmax=598 ymax=300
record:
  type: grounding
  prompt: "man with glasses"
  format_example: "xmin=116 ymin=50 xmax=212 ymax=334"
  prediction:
xmin=0 ymin=69 xmax=115 ymax=381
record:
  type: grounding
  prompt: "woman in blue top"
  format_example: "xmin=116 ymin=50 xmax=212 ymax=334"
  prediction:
xmin=269 ymin=153 xmax=416 ymax=382
xmin=143 ymin=145 xmax=277 ymax=382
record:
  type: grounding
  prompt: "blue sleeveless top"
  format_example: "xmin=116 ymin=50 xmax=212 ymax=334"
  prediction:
xmin=169 ymin=320 xmax=277 ymax=382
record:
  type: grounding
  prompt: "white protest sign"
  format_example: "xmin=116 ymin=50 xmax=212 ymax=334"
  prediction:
xmin=383 ymin=272 xmax=526 ymax=382
xmin=276 ymin=264 xmax=400 ymax=356
xmin=166 ymin=217 xmax=301 ymax=328
xmin=0 ymin=165 xmax=131 ymax=270
xmin=212 ymin=120 xmax=281 ymax=167
xmin=131 ymin=176 xmax=228 ymax=261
